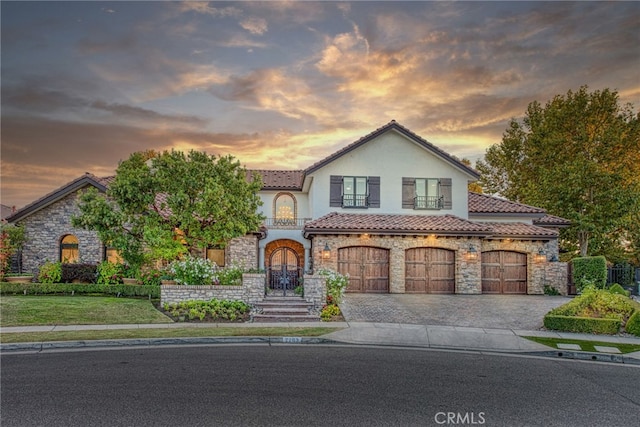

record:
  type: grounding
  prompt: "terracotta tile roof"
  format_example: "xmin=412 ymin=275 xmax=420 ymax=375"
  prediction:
xmin=533 ymin=214 xmax=571 ymax=227
xmin=304 ymin=212 xmax=493 ymax=236
xmin=468 ymin=192 xmax=545 ymax=215
xmin=248 ymin=170 xmax=304 ymax=190
xmin=304 ymin=120 xmax=480 ymax=179
xmin=482 ymin=222 xmax=559 ymax=239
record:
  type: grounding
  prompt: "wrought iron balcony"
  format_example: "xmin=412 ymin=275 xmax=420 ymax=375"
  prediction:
xmin=342 ymin=194 xmax=368 ymax=208
xmin=414 ymin=195 xmax=443 ymax=209
xmin=265 ymin=218 xmax=311 ymax=230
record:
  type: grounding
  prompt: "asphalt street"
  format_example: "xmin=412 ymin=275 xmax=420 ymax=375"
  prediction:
xmin=2 ymin=345 xmax=639 ymax=426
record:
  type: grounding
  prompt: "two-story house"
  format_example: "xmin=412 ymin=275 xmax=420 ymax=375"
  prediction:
xmin=7 ymin=121 xmax=569 ymax=295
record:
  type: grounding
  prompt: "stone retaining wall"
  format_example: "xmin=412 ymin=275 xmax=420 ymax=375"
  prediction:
xmin=161 ymin=273 xmax=266 ymax=305
xmin=302 ymin=274 xmax=327 ymax=309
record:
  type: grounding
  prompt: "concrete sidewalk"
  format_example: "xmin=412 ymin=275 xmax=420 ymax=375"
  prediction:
xmin=2 ymin=321 xmax=639 ymax=362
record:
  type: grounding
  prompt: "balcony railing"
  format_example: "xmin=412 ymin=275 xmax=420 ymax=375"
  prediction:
xmin=265 ymin=218 xmax=311 ymax=229
xmin=342 ymin=194 xmax=368 ymax=208
xmin=414 ymin=196 xmax=443 ymax=209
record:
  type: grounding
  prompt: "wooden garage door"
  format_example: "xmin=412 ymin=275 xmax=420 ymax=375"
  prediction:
xmin=338 ymin=247 xmax=389 ymax=293
xmin=482 ymin=251 xmax=527 ymax=294
xmin=405 ymin=248 xmax=455 ymax=294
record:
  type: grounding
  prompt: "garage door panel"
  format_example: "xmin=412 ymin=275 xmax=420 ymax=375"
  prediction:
xmin=482 ymin=251 xmax=527 ymax=294
xmin=339 ymin=247 xmax=389 ymax=293
xmin=405 ymin=248 xmax=455 ymax=294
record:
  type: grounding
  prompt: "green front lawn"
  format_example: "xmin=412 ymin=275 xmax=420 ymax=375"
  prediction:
xmin=0 ymin=296 xmax=173 ymax=326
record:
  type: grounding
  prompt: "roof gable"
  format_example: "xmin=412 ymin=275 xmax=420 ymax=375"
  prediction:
xmin=7 ymin=173 xmax=109 ymax=223
xmin=304 ymin=120 xmax=480 ymax=179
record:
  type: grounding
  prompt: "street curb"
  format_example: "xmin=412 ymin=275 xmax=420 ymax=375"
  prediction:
xmin=0 ymin=336 xmax=339 ymax=353
xmin=520 ymin=350 xmax=640 ymax=365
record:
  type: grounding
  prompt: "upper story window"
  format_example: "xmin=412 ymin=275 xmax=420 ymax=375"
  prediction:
xmin=104 ymin=247 xmax=123 ymax=264
xmin=273 ymin=192 xmax=296 ymax=225
xmin=330 ymin=175 xmax=380 ymax=209
xmin=402 ymin=177 xmax=452 ymax=210
xmin=343 ymin=176 xmax=368 ymax=207
xmin=60 ymin=234 xmax=79 ymax=263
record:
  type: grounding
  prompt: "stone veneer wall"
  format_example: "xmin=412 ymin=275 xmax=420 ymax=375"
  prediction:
xmin=17 ymin=191 xmax=103 ymax=275
xmin=313 ymin=235 xmax=484 ymax=294
xmin=302 ymin=274 xmax=327 ymax=309
xmin=312 ymin=234 xmax=562 ymax=295
xmin=225 ymin=235 xmax=259 ymax=269
xmin=161 ymin=273 xmax=265 ymax=305
xmin=543 ymin=262 xmax=569 ymax=296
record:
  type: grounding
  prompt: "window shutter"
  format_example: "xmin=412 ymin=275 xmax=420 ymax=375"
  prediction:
xmin=440 ymin=178 xmax=452 ymax=209
xmin=330 ymin=175 xmax=343 ymax=207
xmin=402 ymin=177 xmax=415 ymax=209
xmin=368 ymin=176 xmax=380 ymax=208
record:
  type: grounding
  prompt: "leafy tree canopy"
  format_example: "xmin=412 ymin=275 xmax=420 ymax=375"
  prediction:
xmin=477 ymin=86 xmax=640 ymax=262
xmin=72 ymin=150 xmax=264 ymax=270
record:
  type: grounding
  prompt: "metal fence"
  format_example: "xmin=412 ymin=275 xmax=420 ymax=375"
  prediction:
xmin=607 ymin=266 xmax=640 ymax=287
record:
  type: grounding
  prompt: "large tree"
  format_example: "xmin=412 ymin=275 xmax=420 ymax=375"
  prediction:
xmin=72 ymin=150 xmax=264 ymax=270
xmin=477 ymin=86 xmax=640 ymax=261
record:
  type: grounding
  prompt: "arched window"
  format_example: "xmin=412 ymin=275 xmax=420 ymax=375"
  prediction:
xmin=273 ymin=193 xmax=296 ymax=225
xmin=60 ymin=235 xmax=79 ymax=263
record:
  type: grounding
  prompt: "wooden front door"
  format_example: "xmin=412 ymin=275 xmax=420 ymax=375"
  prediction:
xmin=405 ymin=248 xmax=455 ymax=293
xmin=338 ymin=247 xmax=389 ymax=293
xmin=481 ymin=251 xmax=527 ymax=294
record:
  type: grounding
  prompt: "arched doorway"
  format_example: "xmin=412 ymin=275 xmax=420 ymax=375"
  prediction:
xmin=265 ymin=239 xmax=305 ymax=296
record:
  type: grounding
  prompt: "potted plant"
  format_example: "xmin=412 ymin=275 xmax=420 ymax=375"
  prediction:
xmin=160 ymin=270 xmax=176 ymax=286
xmin=120 ymin=264 xmax=140 ymax=285
xmin=3 ymin=273 xmax=34 ymax=283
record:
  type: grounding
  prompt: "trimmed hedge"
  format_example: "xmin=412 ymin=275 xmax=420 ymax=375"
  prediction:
xmin=572 ymin=256 xmax=607 ymax=290
xmin=608 ymin=283 xmax=631 ymax=297
xmin=626 ymin=311 xmax=640 ymax=337
xmin=543 ymin=314 xmax=621 ymax=334
xmin=61 ymin=263 xmax=98 ymax=283
xmin=0 ymin=282 xmax=159 ymax=298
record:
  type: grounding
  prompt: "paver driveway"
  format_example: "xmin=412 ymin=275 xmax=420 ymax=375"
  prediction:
xmin=340 ymin=294 xmax=570 ymax=330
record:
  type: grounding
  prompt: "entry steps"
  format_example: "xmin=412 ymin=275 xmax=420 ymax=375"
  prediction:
xmin=252 ymin=296 xmax=319 ymax=322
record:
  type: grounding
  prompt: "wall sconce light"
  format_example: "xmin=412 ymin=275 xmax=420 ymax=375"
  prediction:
xmin=534 ymin=248 xmax=546 ymax=263
xmin=322 ymin=243 xmax=331 ymax=260
xmin=466 ymin=245 xmax=478 ymax=261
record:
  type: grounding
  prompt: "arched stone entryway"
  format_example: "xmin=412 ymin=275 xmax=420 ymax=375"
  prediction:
xmin=265 ymin=239 xmax=305 ymax=295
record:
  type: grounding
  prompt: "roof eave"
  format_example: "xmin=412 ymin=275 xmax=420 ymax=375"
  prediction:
xmin=303 ymin=229 xmax=493 ymax=238
xmin=6 ymin=175 xmax=107 ymax=223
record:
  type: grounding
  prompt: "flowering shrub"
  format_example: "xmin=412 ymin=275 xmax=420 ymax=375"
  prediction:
xmin=97 ymin=261 xmax=123 ymax=285
xmin=38 ymin=261 xmax=62 ymax=284
xmin=320 ymin=304 xmax=341 ymax=320
xmin=169 ymin=256 xmax=217 ymax=285
xmin=213 ymin=263 xmax=244 ymax=286
xmin=139 ymin=269 xmax=163 ymax=287
xmin=318 ymin=268 xmax=349 ymax=305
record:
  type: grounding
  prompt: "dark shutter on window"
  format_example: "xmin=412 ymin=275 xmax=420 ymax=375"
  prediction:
xmin=402 ymin=177 xmax=415 ymax=209
xmin=440 ymin=178 xmax=452 ymax=209
xmin=330 ymin=175 xmax=343 ymax=207
xmin=368 ymin=176 xmax=380 ymax=208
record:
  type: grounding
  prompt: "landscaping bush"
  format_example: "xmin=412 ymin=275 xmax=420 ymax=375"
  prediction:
xmin=38 ymin=261 xmax=62 ymax=284
xmin=608 ymin=283 xmax=631 ymax=297
xmin=169 ymin=256 xmax=216 ymax=285
xmin=548 ymin=286 xmax=634 ymax=322
xmin=318 ymin=268 xmax=349 ymax=305
xmin=543 ymin=315 xmax=621 ymax=334
xmin=626 ymin=311 xmax=640 ymax=337
xmin=139 ymin=268 xmax=163 ymax=287
xmin=0 ymin=282 xmax=160 ymax=298
xmin=161 ymin=299 xmax=250 ymax=321
xmin=214 ymin=264 xmax=244 ymax=286
xmin=96 ymin=261 xmax=123 ymax=285
xmin=572 ymin=256 xmax=607 ymax=291
xmin=544 ymin=284 xmax=561 ymax=296
xmin=61 ymin=263 xmax=97 ymax=283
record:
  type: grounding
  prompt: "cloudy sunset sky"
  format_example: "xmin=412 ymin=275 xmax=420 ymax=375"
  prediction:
xmin=2 ymin=1 xmax=639 ymax=209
